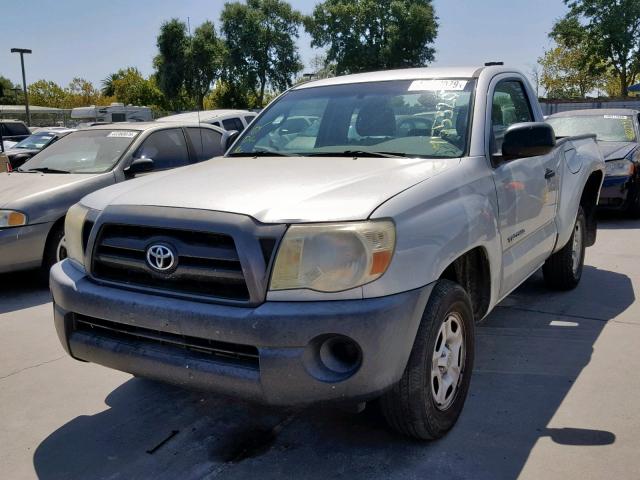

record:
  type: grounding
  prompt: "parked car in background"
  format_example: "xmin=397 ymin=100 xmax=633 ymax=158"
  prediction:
xmin=51 ymin=65 xmax=603 ymax=441
xmin=547 ymin=109 xmax=640 ymax=215
xmin=156 ymin=109 xmax=257 ymax=132
xmin=0 ymin=119 xmax=31 ymax=147
xmin=4 ymin=128 xmax=76 ymax=171
xmin=0 ymin=121 xmax=229 ymax=275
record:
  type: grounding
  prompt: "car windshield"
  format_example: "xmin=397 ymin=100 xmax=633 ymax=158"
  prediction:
xmin=547 ymin=114 xmax=637 ymax=142
xmin=19 ymin=129 xmax=139 ymax=174
xmin=12 ymin=132 xmax=56 ymax=150
xmin=230 ymin=78 xmax=475 ymax=158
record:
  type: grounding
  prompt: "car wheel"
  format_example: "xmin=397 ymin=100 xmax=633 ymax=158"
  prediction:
xmin=542 ymin=206 xmax=586 ymax=290
xmin=380 ymin=279 xmax=475 ymax=440
xmin=43 ymin=223 xmax=66 ymax=276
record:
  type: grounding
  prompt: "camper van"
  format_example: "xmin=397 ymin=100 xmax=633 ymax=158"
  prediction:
xmin=71 ymin=103 xmax=152 ymax=126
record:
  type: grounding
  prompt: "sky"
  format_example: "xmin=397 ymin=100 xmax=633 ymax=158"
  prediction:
xmin=0 ymin=0 xmax=569 ymax=90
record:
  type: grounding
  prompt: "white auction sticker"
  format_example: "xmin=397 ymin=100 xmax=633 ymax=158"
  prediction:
xmin=603 ymin=115 xmax=627 ymax=119
xmin=408 ymin=79 xmax=468 ymax=92
xmin=107 ymin=131 xmax=137 ymax=138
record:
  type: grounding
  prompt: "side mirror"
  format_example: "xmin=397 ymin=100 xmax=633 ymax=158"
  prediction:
xmin=224 ymin=130 xmax=241 ymax=152
xmin=125 ymin=157 xmax=154 ymax=175
xmin=502 ymin=122 xmax=556 ymax=159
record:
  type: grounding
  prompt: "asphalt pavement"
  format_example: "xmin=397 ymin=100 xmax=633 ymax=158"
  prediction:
xmin=1 ymin=214 xmax=639 ymax=480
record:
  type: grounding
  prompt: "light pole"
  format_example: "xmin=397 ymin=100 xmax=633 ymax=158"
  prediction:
xmin=10 ymin=48 xmax=32 ymax=126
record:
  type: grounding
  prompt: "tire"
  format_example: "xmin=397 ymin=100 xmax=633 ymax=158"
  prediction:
xmin=626 ymin=185 xmax=640 ymax=218
xmin=380 ymin=279 xmax=475 ymax=440
xmin=42 ymin=223 xmax=67 ymax=276
xmin=542 ymin=206 xmax=586 ymax=290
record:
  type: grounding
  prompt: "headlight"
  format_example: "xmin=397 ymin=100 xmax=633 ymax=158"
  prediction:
xmin=65 ymin=203 xmax=90 ymax=268
xmin=0 ymin=210 xmax=27 ymax=228
xmin=605 ymin=159 xmax=634 ymax=176
xmin=270 ymin=220 xmax=396 ymax=292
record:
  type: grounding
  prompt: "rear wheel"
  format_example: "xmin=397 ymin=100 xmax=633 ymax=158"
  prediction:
xmin=380 ymin=280 xmax=475 ymax=440
xmin=542 ymin=206 xmax=586 ymax=290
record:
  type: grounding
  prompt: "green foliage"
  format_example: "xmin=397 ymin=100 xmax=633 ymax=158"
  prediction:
xmin=539 ymin=44 xmax=606 ymax=98
xmin=0 ymin=76 xmax=22 ymax=105
xmin=28 ymin=79 xmax=113 ymax=109
xmin=154 ymin=18 xmax=190 ymax=108
xmin=305 ymin=0 xmax=438 ymax=75
xmin=221 ymin=0 xmax=304 ymax=107
xmin=555 ymin=0 xmax=640 ymax=96
xmin=111 ymin=68 xmax=163 ymax=107
xmin=185 ymin=21 xmax=225 ymax=110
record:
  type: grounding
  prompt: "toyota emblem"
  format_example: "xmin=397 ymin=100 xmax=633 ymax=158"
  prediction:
xmin=146 ymin=243 xmax=177 ymax=272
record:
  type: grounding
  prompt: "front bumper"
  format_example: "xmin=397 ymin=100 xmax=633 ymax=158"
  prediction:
xmin=0 ymin=222 xmax=52 ymax=273
xmin=51 ymin=260 xmax=432 ymax=406
xmin=599 ymin=175 xmax=633 ymax=208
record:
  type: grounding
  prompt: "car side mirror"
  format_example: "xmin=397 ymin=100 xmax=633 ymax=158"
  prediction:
xmin=125 ymin=157 xmax=154 ymax=175
xmin=225 ymin=130 xmax=240 ymax=152
xmin=502 ymin=122 xmax=556 ymax=159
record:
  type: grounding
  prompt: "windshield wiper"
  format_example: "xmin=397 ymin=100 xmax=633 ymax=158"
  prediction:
xmin=307 ymin=150 xmax=408 ymax=158
xmin=227 ymin=149 xmax=293 ymax=157
xmin=19 ymin=167 xmax=71 ymax=174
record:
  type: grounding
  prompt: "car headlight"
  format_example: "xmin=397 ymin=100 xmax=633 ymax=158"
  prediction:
xmin=65 ymin=203 xmax=91 ymax=268
xmin=270 ymin=220 xmax=396 ymax=292
xmin=0 ymin=210 xmax=27 ymax=228
xmin=605 ymin=159 xmax=634 ymax=176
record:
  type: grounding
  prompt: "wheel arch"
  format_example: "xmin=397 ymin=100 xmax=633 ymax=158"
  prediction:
xmin=580 ymin=170 xmax=603 ymax=247
xmin=438 ymin=246 xmax=492 ymax=322
xmin=42 ymin=216 xmax=66 ymax=266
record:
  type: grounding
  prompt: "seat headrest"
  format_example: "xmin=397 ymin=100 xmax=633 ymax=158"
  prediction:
xmin=356 ymin=98 xmax=396 ymax=137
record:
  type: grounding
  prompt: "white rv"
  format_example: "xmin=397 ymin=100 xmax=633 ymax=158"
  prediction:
xmin=71 ymin=103 xmax=152 ymax=126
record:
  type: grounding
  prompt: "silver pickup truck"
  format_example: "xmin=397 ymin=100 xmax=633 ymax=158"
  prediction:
xmin=50 ymin=66 xmax=604 ymax=440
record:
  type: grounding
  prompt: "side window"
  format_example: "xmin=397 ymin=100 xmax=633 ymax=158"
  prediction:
xmin=212 ymin=121 xmax=221 ymax=127
xmin=491 ymin=80 xmax=533 ymax=154
xmin=244 ymin=115 xmax=256 ymax=125
xmin=186 ymin=127 xmax=224 ymax=161
xmin=135 ymin=128 xmax=189 ymax=170
xmin=222 ymin=117 xmax=245 ymax=132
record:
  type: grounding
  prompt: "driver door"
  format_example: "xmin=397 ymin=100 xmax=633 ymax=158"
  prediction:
xmin=490 ymin=79 xmax=559 ymax=297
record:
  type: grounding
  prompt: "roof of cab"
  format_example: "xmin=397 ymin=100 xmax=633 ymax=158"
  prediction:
xmin=156 ymin=110 xmax=255 ymax=123
xmin=548 ymin=108 xmax=640 ymax=118
xmin=292 ymin=66 xmax=520 ymax=90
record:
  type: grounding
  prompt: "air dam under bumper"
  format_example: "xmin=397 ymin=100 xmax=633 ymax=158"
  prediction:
xmin=51 ymin=260 xmax=433 ymax=406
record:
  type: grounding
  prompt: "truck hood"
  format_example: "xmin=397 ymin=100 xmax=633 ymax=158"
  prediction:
xmin=82 ymin=156 xmax=458 ymax=223
xmin=0 ymin=171 xmax=103 ymax=209
xmin=598 ymin=141 xmax=637 ymax=161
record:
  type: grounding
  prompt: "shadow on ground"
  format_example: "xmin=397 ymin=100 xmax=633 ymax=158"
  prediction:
xmin=33 ymin=265 xmax=632 ymax=480
xmin=0 ymin=269 xmax=50 ymax=314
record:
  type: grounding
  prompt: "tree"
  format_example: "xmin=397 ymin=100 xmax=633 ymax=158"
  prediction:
xmin=101 ymin=71 xmax=126 ymax=96
xmin=111 ymin=68 xmax=163 ymax=107
xmin=67 ymin=77 xmax=102 ymax=106
xmin=0 ymin=76 xmax=22 ymax=105
xmin=185 ymin=21 xmax=225 ymax=110
xmin=221 ymin=0 xmax=304 ymax=107
xmin=539 ymin=44 xmax=605 ymax=98
xmin=305 ymin=0 xmax=438 ymax=75
xmin=154 ymin=19 xmax=189 ymax=108
xmin=554 ymin=0 xmax=640 ymax=97
xmin=28 ymin=80 xmax=68 ymax=108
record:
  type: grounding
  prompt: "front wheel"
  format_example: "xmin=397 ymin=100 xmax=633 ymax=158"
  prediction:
xmin=42 ymin=224 xmax=67 ymax=275
xmin=380 ymin=279 xmax=475 ymax=440
xmin=542 ymin=206 xmax=586 ymax=290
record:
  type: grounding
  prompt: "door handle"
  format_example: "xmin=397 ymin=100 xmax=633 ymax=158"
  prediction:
xmin=545 ymin=168 xmax=556 ymax=179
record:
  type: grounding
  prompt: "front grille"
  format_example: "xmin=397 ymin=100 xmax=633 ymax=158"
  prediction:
xmin=74 ymin=314 xmax=259 ymax=369
xmin=91 ymin=224 xmax=249 ymax=301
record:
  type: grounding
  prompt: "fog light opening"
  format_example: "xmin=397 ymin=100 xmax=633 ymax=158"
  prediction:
xmin=319 ymin=336 xmax=362 ymax=375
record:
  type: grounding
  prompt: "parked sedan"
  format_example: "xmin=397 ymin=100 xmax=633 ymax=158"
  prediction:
xmin=4 ymin=129 xmax=76 ymax=171
xmin=0 ymin=122 xmax=230 ymax=275
xmin=547 ymin=109 xmax=640 ymax=215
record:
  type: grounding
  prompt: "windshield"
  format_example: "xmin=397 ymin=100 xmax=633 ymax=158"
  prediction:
xmin=19 ymin=129 xmax=139 ymax=174
xmin=13 ymin=132 xmax=56 ymax=150
xmin=547 ymin=114 xmax=637 ymax=142
xmin=230 ymin=79 xmax=475 ymax=158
